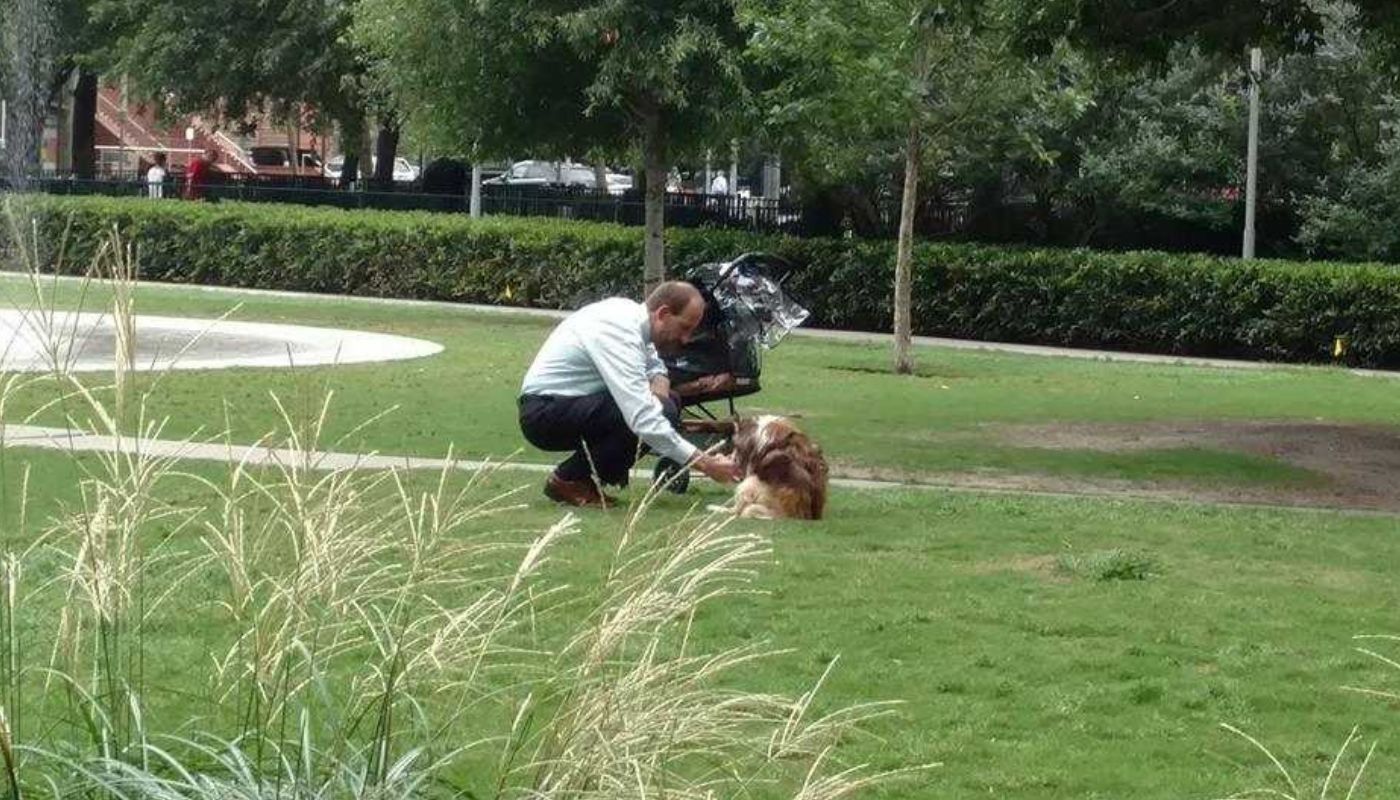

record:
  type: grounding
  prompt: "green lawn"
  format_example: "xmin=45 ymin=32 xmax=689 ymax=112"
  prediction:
xmin=3 ymin=275 xmax=1400 ymax=797
xmin=5 ymin=446 xmax=1400 ymax=799
xmin=4 ymin=274 xmax=1397 ymax=491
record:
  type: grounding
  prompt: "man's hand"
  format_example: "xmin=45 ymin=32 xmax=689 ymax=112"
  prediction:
xmin=649 ymin=374 xmax=671 ymax=401
xmin=693 ymin=453 xmax=742 ymax=484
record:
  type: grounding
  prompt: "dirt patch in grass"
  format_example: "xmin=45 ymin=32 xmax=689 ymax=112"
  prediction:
xmin=835 ymin=420 xmax=1400 ymax=513
xmin=967 ymin=554 xmax=1069 ymax=582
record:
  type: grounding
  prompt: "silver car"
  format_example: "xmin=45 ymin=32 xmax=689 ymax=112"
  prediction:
xmin=485 ymin=160 xmax=631 ymax=194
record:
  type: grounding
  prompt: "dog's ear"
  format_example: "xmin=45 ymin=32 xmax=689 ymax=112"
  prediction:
xmin=731 ymin=420 xmax=759 ymax=467
xmin=754 ymin=448 xmax=793 ymax=484
xmin=756 ymin=447 xmax=814 ymax=488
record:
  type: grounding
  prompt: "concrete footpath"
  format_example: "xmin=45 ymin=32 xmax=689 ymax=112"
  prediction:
xmin=0 ymin=423 xmax=902 ymax=491
xmin=7 ymin=423 xmax=1393 ymax=517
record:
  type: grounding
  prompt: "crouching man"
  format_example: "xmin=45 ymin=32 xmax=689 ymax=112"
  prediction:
xmin=518 ymin=281 xmax=741 ymax=507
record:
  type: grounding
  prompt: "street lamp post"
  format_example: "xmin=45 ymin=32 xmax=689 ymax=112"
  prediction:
xmin=1242 ymin=47 xmax=1263 ymax=260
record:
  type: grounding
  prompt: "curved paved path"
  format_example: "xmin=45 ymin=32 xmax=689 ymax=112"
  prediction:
xmin=4 ymin=423 xmax=1391 ymax=518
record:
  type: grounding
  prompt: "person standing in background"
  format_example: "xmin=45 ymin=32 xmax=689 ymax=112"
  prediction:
xmin=146 ymin=152 xmax=167 ymax=198
xmin=183 ymin=148 xmax=219 ymax=200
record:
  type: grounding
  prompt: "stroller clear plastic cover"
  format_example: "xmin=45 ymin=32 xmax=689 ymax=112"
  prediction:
xmin=703 ymin=262 xmax=811 ymax=350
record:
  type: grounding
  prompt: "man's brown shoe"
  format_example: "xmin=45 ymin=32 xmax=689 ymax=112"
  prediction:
xmin=544 ymin=473 xmax=618 ymax=508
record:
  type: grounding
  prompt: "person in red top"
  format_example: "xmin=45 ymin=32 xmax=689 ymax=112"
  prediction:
xmin=183 ymin=148 xmax=219 ymax=200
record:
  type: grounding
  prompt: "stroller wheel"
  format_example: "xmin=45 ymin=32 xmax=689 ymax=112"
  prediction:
xmin=653 ymin=458 xmax=690 ymax=495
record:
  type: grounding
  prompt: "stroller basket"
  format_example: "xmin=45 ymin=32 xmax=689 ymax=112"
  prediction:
xmin=664 ymin=252 xmax=809 ymax=403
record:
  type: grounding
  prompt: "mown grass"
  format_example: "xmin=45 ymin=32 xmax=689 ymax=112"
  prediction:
xmin=4 ymin=274 xmax=1400 ymax=797
xmin=4 ymin=274 xmax=1397 ymax=492
xmin=4 ymin=441 xmax=1400 ymax=799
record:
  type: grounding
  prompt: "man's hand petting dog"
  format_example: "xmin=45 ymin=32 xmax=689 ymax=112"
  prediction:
xmin=693 ymin=453 xmax=742 ymax=484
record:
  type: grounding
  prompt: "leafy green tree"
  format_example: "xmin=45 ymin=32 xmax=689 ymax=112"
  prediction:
xmin=92 ymin=0 xmax=397 ymax=184
xmin=1292 ymin=2 xmax=1400 ymax=260
xmin=1296 ymin=133 xmax=1400 ymax=261
xmin=747 ymin=0 xmax=1036 ymax=373
xmin=1053 ymin=1 xmax=1398 ymax=257
xmin=355 ymin=0 xmax=623 ymax=172
xmin=1014 ymin=0 xmax=1324 ymax=63
xmin=1071 ymin=47 xmax=1244 ymax=235
xmin=357 ymin=0 xmax=752 ymax=290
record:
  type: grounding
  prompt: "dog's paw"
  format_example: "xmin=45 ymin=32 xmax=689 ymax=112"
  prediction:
xmin=739 ymin=504 xmax=777 ymax=520
xmin=705 ymin=503 xmax=736 ymax=515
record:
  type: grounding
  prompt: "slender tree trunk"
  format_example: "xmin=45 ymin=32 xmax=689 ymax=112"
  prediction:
xmin=729 ymin=139 xmax=739 ymax=196
xmin=71 ymin=68 xmax=98 ymax=179
xmin=356 ymin=119 xmax=374 ymax=191
xmin=893 ymin=120 xmax=921 ymax=375
xmin=469 ymin=163 xmax=482 ymax=217
xmin=641 ymin=105 xmax=667 ymax=294
xmin=372 ymin=115 xmax=400 ymax=184
xmin=593 ymin=161 xmax=608 ymax=194
xmin=338 ymin=117 xmax=362 ymax=190
xmin=285 ymin=119 xmax=299 ymax=175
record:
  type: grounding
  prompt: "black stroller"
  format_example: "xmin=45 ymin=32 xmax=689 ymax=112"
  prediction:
xmin=652 ymin=252 xmax=810 ymax=493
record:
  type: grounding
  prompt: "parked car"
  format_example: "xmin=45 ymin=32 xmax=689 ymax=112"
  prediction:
xmin=485 ymin=160 xmax=632 ymax=195
xmin=605 ymin=173 xmax=634 ymax=194
xmin=323 ymin=155 xmax=421 ymax=183
xmin=246 ymin=146 xmax=323 ymax=176
xmin=484 ymin=160 xmax=593 ymax=189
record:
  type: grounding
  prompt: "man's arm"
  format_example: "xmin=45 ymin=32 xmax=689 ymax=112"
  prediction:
xmin=644 ymin=345 xmax=670 ymax=400
xmin=581 ymin=324 xmax=698 ymax=465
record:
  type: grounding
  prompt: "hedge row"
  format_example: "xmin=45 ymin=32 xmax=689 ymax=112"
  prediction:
xmin=9 ymin=194 xmax=1400 ymax=367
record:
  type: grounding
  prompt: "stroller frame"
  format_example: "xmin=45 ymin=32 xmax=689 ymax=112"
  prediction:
xmin=651 ymin=252 xmax=804 ymax=493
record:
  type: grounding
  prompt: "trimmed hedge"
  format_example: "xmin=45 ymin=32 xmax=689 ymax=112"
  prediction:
xmin=9 ymin=194 xmax=1400 ymax=367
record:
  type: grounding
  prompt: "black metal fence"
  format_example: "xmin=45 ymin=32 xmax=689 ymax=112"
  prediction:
xmin=482 ymin=185 xmax=800 ymax=231
xmin=19 ymin=173 xmax=808 ymax=234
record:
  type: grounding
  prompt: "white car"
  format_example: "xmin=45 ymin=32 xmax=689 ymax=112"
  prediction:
xmin=605 ymin=173 xmax=633 ymax=194
xmin=323 ymin=156 xmax=420 ymax=183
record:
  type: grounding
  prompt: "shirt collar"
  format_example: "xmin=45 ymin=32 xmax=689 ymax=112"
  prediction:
xmin=635 ymin=301 xmax=653 ymax=345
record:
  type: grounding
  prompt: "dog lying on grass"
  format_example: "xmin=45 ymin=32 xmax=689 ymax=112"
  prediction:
xmin=683 ymin=415 xmax=828 ymax=520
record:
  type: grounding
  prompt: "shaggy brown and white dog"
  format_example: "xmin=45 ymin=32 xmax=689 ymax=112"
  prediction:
xmin=685 ymin=415 xmax=828 ymax=520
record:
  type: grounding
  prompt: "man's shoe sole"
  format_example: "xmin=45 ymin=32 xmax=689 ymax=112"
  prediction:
xmin=544 ymin=480 xmax=615 ymax=508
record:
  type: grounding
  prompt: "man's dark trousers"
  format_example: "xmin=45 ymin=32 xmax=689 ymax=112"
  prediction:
xmin=519 ymin=392 xmax=683 ymax=486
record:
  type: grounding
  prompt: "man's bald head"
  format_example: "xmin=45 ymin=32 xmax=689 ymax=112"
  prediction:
xmin=646 ymin=281 xmax=705 ymax=356
xmin=646 ymin=281 xmax=702 ymax=316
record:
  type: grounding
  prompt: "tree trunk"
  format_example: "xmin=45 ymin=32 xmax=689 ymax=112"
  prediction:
xmin=71 ymin=69 xmax=98 ymax=179
xmin=593 ymin=161 xmax=608 ymax=194
xmin=338 ymin=117 xmax=363 ymax=190
xmin=641 ymin=106 xmax=667 ymax=294
xmin=893 ymin=120 xmax=921 ymax=375
xmin=372 ymin=116 xmax=400 ymax=184
xmin=469 ymin=163 xmax=482 ymax=218
xmin=729 ymin=139 xmax=739 ymax=197
xmin=357 ymin=119 xmax=375 ymax=191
